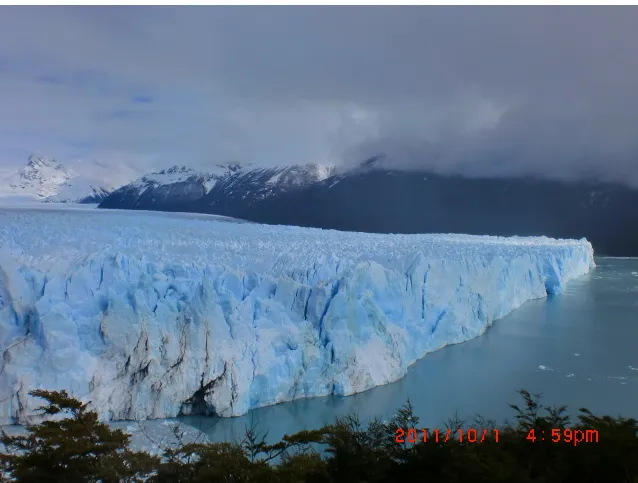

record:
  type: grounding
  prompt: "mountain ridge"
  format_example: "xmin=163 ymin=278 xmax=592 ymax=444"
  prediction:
xmin=99 ymin=162 xmax=336 ymax=212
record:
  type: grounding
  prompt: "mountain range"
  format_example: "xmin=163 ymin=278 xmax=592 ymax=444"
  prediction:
xmin=98 ymin=158 xmax=638 ymax=257
xmin=0 ymin=155 xmax=114 ymax=203
xmin=98 ymin=162 xmax=336 ymax=213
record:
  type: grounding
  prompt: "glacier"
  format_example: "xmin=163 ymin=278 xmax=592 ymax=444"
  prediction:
xmin=0 ymin=207 xmax=595 ymax=424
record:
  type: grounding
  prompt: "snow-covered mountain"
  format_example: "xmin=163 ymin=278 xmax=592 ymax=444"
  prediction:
xmin=99 ymin=162 xmax=335 ymax=213
xmin=0 ymin=155 xmax=114 ymax=203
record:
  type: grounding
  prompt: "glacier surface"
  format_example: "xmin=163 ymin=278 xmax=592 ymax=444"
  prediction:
xmin=0 ymin=207 xmax=595 ymax=424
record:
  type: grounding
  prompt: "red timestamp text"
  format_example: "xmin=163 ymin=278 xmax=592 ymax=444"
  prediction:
xmin=395 ymin=428 xmax=500 ymax=444
xmin=526 ymin=428 xmax=599 ymax=446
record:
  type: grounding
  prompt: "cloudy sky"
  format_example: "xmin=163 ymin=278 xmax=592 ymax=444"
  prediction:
xmin=1 ymin=6 xmax=638 ymax=187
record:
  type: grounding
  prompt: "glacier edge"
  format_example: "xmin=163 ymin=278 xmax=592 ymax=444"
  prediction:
xmin=0 ymin=210 xmax=595 ymax=425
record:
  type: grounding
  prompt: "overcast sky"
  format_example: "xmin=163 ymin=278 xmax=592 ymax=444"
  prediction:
xmin=1 ymin=6 xmax=638 ymax=186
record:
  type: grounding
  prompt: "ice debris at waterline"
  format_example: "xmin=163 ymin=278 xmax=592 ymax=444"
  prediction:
xmin=0 ymin=208 xmax=595 ymax=424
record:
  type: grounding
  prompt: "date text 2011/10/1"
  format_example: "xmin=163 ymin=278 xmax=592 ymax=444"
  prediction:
xmin=395 ymin=428 xmax=499 ymax=444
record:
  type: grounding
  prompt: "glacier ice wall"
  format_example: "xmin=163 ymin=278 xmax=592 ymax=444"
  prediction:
xmin=0 ymin=208 xmax=595 ymax=424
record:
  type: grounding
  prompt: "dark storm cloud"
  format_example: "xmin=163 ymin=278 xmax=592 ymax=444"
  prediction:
xmin=0 ymin=6 xmax=637 ymax=185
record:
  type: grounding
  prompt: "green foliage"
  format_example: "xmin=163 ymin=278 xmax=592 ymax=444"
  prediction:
xmin=1 ymin=388 xmax=638 ymax=482
xmin=0 ymin=390 xmax=158 ymax=482
xmin=154 ymin=442 xmax=274 ymax=482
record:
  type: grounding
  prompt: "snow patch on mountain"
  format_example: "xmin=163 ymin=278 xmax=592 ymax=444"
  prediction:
xmin=133 ymin=164 xmax=255 ymax=189
xmin=131 ymin=166 xmax=203 ymax=194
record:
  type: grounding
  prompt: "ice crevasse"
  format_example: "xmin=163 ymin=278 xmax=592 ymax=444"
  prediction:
xmin=0 ymin=209 xmax=595 ymax=424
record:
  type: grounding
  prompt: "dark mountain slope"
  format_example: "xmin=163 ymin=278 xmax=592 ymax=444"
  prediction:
xmin=99 ymin=164 xmax=334 ymax=215
xmin=240 ymin=169 xmax=638 ymax=256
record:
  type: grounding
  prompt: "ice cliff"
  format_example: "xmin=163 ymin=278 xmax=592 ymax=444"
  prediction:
xmin=0 ymin=207 xmax=595 ymax=424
